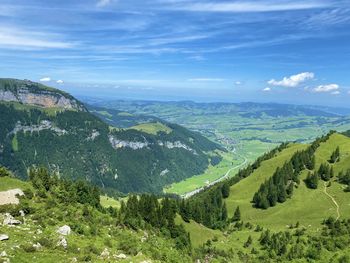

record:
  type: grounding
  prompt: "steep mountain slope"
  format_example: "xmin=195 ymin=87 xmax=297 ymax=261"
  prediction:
xmin=226 ymin=133 xmax=350 ymax=230
xmin=0 ymin=79 xmax=222 ymax=194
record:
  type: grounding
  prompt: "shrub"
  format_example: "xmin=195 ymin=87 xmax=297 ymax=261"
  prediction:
xmin=22 ymin=243 xmax=36 ymax=253
xmin=35 ymin=237 xmax=53 ymax=248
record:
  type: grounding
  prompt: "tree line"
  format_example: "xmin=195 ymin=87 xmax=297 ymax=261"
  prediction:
xmin=252 ymin=131 xmax=335 ymax=209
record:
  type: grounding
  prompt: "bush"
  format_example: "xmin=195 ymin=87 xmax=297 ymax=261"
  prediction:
xmin=84 ymin=244 xmax=100 ymax=255
xmin=22 ymin=243 xmax=36 ymax=253
xmin=23 ymin=188 xmax=34 ymax=199
xmin=35 ymin=237 xmax=53 ymax=248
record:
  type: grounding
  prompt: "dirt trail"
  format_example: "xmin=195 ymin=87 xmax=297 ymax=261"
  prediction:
xmin=323 ymin=182 xmax=340 ymax=221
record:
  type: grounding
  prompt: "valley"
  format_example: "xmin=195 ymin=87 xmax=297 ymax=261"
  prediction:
xmin=87 ymin=100 xmax=350 ymax=195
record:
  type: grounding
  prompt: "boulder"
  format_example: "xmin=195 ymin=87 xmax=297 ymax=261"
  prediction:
xmin=0 ymin=234 xmax=9 ymax=241
xmin=33 ymin=243 xmax=42 ymax=250
xmin=100 ymin=248 xmax=110 ymax=258
xmin=115 ymin=253 xmax=127 ymax=259
xmin=57 ymin=236 xmax=68 ymax=249
xmin=57 ymin=225 xmax=71 ymax=236
xmin=3 ymin=213 xmax=21 ymax=226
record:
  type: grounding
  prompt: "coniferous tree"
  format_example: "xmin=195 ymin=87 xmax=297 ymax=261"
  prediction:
xmin=305 ymin=172 xmax=319 ymax=189
xmin=232 ymin=206 xmax=241 ymax=221
xmin=221 ymin=182 xmax=230 ymax=198
xmin=244 ymin=235 xmax=253 ymax=248
xmin=329 ymin=146 xmax=340 ymax=163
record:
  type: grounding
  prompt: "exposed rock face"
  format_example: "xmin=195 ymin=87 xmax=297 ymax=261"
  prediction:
xmin=0 ymin=85 xmax=84 ymax=111
xmin=108 ymin=135 xmax=198 ymax=154
xmin=57 ymin=225 xmax=71 ymax=236
xmin=8 ymin=120 xmax=68 ymax=137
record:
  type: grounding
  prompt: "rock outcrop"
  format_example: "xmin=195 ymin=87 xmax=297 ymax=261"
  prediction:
xmin=0 ymin=79 xmax=85 ymax=111
xmin=3 ymin=213 xmax=21 ymax=226
xmin=57 ymin=225 xmax=71 ymax=236
xmin=0 ymin=234 xmax=9 ymax=241
xmin=0 ymin=189 xmax=24 ymax=205
xmin=108 ymin=135 xmax=197 ymax=154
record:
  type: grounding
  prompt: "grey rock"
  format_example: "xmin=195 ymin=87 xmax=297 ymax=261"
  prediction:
xmin=57 ymin=225 xmax=71 ymax=236
xmin=0 ymin=234 xmax=9 ymax=241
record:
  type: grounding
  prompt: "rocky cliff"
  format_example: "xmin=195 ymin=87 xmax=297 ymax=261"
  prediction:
xmin=0 ymin=79 xmax=85 ymax=111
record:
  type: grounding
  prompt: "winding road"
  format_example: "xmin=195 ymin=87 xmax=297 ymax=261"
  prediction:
xmin=323 ymin=182 xmax=340 ymax=221
xmin=181 ymin=154 xmax=248 ymax=199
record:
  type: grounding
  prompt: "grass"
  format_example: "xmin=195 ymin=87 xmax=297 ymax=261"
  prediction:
xmin=224 ymin=134 xmax=350 ymax=232
xmin=129 ymin=122 xmax=172 ymax=135
xmin=0 ymin=176 xmax=31 ymax=191
xmin=175 ymin=215 xmax=222 ymax=248
xmin=164 ymin=151 xmax=245 ymax=195
xmin=100 ymin=195 xmax=121 ymax=208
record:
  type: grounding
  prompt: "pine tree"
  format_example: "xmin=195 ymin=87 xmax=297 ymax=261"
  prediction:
xmin=244 ymin=235 xmax=253 ymax=248
xmin=329 ymin=146 xmax=340 ymax=163
xmin=305 ymin=172 xmax=319 ymax=189
xmin=221 ymin=182 xmax=230 ymax=198
xmin=232 ymin=206 xmax=241 ymax=221
xmin=221 ymin=203 xmax=228 ymax=221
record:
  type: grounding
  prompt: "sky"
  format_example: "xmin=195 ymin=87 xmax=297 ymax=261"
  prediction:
xmin=0 ymin=0 xmax=350 ymax=107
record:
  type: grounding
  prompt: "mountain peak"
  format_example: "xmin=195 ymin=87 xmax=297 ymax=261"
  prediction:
xmin=0 ymin=78 xmax=85 ymax=111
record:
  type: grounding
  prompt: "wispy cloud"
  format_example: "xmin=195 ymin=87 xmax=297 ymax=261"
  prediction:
xmin=263 ymin=87 xmax=271 ymax=92
xmin=268 ymin=72 xmax=314 ymax=87
xmin=166 ymin=1 xmax=331 ymax=13
xmin=313 ymin=83 xmax=339 ymax=92
xmin=303 ymin=8 xmax=350 ymax=28
xmin=40 ymin=77 xmax=51 ymax=82
xmin=97 ymin=0 xmax=114 ymax=7
xmin=0 ymin=26 xmax=75 ymax=50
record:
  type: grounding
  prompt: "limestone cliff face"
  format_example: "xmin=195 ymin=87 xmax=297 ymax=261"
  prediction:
xmin=0 ymin=79 xmax=85 ymax=111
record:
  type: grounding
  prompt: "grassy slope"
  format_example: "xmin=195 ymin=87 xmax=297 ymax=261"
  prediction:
xmin=164 ymin=151 xmax=244 ymax=195
xmin=0 ymin=177 xmax=191 ymax=263
xmin=226 ymin=134 xmax=350 ymax=232
xmin=175 ymin=215 xmax=222 ymax=248
xmin=0 ymin=176 xmax=32 ymax=191
xmin=128 ymin=122 xmax=172 ymax=135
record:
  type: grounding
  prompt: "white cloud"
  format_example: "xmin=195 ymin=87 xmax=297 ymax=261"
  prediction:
xmin=188 ymin=78 xmax=226 ymax=82
xmin=56 ymin=80 xmax=64 ymax=84
xmin=168 ymin=1 xmax=330 ymax=13
xmin=0 ymin=27 xmax=74 ymax=50
xmin=268 ymin=72 xmax=314 ymax=88
xmin=235 ymin=81 xmax=242 ymax=85
xmin=313 ymin=84 xmax=339 ymax=93
xmin=97 ymin=0 xmax=113 ymax=7
xmin=331 ymin=91 xmax=340 ymax=95
xmin=263 ymin=87 xmax=271 ymax=92
xmin=40 ymin=77 xmax=51 ymax=82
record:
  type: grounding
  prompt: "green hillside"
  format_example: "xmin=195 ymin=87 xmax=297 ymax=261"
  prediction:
xmin=225 ymin=133 xmax=350 ymax=231
xmin=0 ymin=79 xmax=222 ymax=194
xmin=0 ymin=169 xmax=193 ymax=263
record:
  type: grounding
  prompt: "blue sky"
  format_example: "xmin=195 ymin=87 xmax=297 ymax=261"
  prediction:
xmin=1 ymin=0 xmax=350 ymax=106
